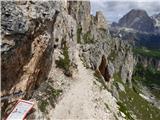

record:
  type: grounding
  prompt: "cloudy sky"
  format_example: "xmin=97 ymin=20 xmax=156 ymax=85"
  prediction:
xmin=91 ymin=0 xmax=160 ymax=23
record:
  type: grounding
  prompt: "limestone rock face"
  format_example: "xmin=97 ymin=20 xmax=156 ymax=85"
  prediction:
xmin=121 ymin=51 xmax=134 ymax=87
xmin=135 ymin=55 xmax=160 ymax=71
xmin=1 ymin=0 xmax=77 ymax=104
xmin=53 ymin=11 xmax=77 ymax=67
xmin=152 ymin=13 xmax=160 ymax=33
xmin=80 ymin=35 xmax=134 ymax=85
xmin=95 ymin=11 xmax=108 ymax=30
xmin=108 ymin=62 xmax=115 ymax=78
xmin=67 ymin=1 xmax=91 ymax=33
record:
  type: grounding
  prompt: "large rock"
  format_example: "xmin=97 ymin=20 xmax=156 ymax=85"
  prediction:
xmin=95 ymin=11 xmax=108 ymax=30
xmin=121 ymin=51 xmax=134 ymax=87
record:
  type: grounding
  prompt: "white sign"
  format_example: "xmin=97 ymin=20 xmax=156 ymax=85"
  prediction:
xmin=6 ymin=99 xmax=34 ymax=120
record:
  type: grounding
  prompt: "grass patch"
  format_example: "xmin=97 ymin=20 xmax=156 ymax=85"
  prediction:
xmin=48 ymin=85 xmax=63 ymax=107
xmin=112 ymin=64 xmax=160 ymax=119
xmin=119 ymin=86 xmax=160 ymax=120
xmin=38 ymin=100 xmax=49 ymax=113
xmin=104 ymin=103 xmax=119 ymax=120
xmin=113 ymin=72 xmax=123 ymax=84
xmin=133 ymin=64 xmax=160 ymax=99
xmin=117 ymin=101 xmax=134 ymax=120
xmin=55 ymin=43 xmax=70 ymax=72
xmin=122 ymin=64 xmax=160 ymax=119
xmin=38 ymin=83 xmax=63 ymax=111
xmin=77 ymin=26 xmax=82 ymax=43
xmin=133 ymin=47 xmax=160 ymax=59
xmin=48 ymin=88 xmax=63 ymax=108
xmin=51 ymin=88 xmax=63 ymax=100
xmin=83 ymin=31 xmax=94 ymax=44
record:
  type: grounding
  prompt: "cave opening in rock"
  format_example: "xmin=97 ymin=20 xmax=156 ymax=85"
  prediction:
xmin=98 ymin=55 xmax=111 ymax=82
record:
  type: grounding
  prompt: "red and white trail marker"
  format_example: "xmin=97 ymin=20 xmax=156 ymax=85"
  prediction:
xmin=6 ymin=99 xmax=34 ymax=120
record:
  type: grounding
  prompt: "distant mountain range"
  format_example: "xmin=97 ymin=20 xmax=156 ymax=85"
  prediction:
xmin=110 ymin=9 xmax=160 ymax=49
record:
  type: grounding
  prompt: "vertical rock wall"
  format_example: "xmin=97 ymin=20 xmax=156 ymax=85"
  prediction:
xmin=1 ymin=0 xmax=77 ymax=105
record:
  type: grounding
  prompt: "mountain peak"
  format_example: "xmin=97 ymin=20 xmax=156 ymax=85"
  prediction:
xmin=118 ymin=9 xmax=155 ymax=32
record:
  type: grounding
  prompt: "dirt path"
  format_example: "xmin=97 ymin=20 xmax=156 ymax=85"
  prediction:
xmin=50 ymin=47 xmax=123 ymax=120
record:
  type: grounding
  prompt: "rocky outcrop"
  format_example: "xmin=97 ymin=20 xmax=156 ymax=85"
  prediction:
xmin=67 ymin=1 xmax=91 ymax=33
xmin=152 ymin=13 xmax=160 ymax=33
xmin=152 ymin=13 xmax=160 ymax=26
xmin=95 ymin=11 xmax=108 ymax=30
xmin=80 ymin=35 xmax=134 ymax=86
xmin=135 ymin=55 xmax=160 ymax=71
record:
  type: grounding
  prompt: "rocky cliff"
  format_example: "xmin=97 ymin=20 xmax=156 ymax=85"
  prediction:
xmin=1 ymin=1 xmax=159 ymax=120
xmin=1 ymin=0 xmax=78 ymax=114
xmin=134 ymin=52 xmax=160 ymax=71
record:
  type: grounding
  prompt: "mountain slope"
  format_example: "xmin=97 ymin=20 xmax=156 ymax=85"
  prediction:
xmin=117 ymin=9 xmax=155 ymax=32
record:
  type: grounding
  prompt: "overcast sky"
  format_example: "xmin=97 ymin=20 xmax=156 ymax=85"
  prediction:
xmin=91 ymin=0 xmax=160 ymax=23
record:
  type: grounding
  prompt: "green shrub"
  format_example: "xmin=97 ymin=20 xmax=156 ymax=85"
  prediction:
xmin=45 ymin=84 xmax=63 ymax=108
xmin=83 ymin=31 xmax=94 ymax=44
xmin=113 ymin=72 xmax=122 ymax=83
xmin=51 ymin=88 xmax=63 ymax=100
xmin=38 ymin=100 xmax=49 ymax=113
xmin=133 ymin=47 xmax=160 ymax=59
xmin=119 ymin=86 xmax=160 ymax=120
xmin=56 ymin=43 xmax=70 ymax=71
xmin=117 ymin=101 xmax=134 ymax=120
xmin=132 ymin=64 xmax=160 ymax=99
xmin=77 ymin=26 xmax=82 ymax=43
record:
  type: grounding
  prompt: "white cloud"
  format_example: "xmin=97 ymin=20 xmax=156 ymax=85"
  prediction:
xmin=91 ymin=0 xmax=160 ymax=23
